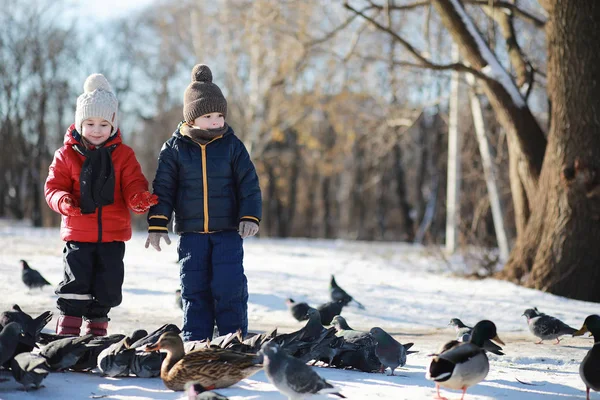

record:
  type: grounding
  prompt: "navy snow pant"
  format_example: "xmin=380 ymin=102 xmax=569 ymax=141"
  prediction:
xmin=178 ymin=231 xmax=248 ymax=342
xmin=56 ymin=241 xmax=125 ymax=320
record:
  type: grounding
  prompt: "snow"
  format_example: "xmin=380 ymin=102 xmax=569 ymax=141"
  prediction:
xmin=448 ymin=0 xmax=527 ymax=108
xmin=0 ymin=223 xmax=597 ymax=399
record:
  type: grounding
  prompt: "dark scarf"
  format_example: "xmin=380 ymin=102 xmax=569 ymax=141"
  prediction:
xmin=73 ymin=142 xmax=117 ymax=214
xmin=180 ymin=123 xmax=229 ymax=144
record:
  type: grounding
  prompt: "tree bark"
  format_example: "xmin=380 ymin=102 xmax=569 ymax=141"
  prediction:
xmin=502 ymin=1 xmax=600 ymax=302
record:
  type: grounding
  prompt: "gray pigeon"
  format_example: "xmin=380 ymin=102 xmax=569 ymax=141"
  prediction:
xmin=330 ymin=275 xmax=365 ymax=309
xmin=260 ymin=341 xmax=346 ymax=399
xmin=129 ymin=350 xmax=165 ymax=378
xmin=331 ymin=315 xmax=368 ymax=340
xmin=316 ymin=301 xmax=345 ymax=326
xmin=0 ymin=322 xmax=23 ymax=366
xmin=0 ymin=305 xmax=52 ymax=356
xmin=448 ymin=318 xmax=504 ymax=355
xmin=39 ymin=334 xmax=94 ymax=370
xmin=448 ymin=318 xmax=472 ymax=342
xmin=71 ymin=334 xmax=126 ymax=371
xmin=98 ymin=330 xmax=147 ymax=377
xmin=10 ymin=352 xmax=50 ymax=390
xmin=285 ymin=298 xmax=316 ymax=322
xmin=20 ymin=260 xmax=51 ymax=289
xmin=369 ymin=327 xmax=416 ymax=375
xmin=186 ymin=382 xmax=229 ymax=399
xmin=522 ymin=308 xmax=577 ymax=344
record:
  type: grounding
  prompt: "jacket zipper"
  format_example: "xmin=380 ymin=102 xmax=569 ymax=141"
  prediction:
xmin=194 ymin=135 xmax=224 ymax=233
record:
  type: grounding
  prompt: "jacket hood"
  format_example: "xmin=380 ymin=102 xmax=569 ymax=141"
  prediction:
xmin=63 ymin=123 xmax=123 ymax=147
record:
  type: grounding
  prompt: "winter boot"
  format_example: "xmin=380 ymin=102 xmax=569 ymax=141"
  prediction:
xmin=56 ymin=315 xmax=82 ymax=336
xmin=83 ymin=318 xmax=109 ymax=336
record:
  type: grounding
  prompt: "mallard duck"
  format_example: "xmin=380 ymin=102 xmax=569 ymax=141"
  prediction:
xmin=144 ymin=331 xmax=262 ymax=391
xmin=573 ymin=314 xmax=600 ymax=400
xmin=426 ymin=320 xmax=504 ymax=400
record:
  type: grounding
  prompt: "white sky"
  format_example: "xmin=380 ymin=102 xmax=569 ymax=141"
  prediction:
xmin=65 ymin=0 xmax=156 ymax=21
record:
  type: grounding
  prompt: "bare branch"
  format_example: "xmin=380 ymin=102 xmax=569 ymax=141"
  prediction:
xmin=303 ymin=4 xmax=377 ymax=47
xmin=464 ymin=0 xmax=546 ymax=27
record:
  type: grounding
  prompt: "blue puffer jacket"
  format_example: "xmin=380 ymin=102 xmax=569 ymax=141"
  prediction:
xmin=148 ymin=123 xmax=261 ymax=234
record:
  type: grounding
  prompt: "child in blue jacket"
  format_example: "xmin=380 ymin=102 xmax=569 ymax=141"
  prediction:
xmin=145 ymin=64 xmax=262 ymax=341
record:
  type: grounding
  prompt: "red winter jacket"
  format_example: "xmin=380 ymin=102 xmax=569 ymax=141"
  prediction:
xmin=45 ymin=124 xmax=149 ymax=242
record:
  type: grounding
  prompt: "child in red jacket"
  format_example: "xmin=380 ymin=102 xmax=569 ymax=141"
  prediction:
xmin=45 ymin=74 xmax=157 ymax=336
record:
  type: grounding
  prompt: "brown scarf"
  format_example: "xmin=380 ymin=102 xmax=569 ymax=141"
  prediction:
xmin=180 ymin=123 xmax=229 ymax=145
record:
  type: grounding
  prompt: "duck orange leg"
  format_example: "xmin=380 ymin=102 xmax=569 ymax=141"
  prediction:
xmin=460 ymin=386 xmax=467 ymax=400
xmin=433 ymin=384 xmax=448 ymax=400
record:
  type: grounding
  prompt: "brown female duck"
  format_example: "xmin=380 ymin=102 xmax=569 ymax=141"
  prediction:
xmin=144 ymin=331 xmax=263 ymax=391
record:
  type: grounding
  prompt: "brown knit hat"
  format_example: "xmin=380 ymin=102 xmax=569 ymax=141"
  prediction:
xmin=183 ymin=64 xmax=227 ymax=123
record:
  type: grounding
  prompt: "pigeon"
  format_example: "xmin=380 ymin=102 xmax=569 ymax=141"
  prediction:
xmin=522 ymin=308 xmax=577 ymax=344
xmin=0 ymin=322 xmax=23 ymax=366
xmin=330 ymin=275 xmax=365 ymax=309
xmin=10 ymin=352 xmax=50 ymax=390
xmin=20 ymin=260 xmax=51 ymax=289
xmin=298 ymin=327 xmax=360 ymax=366
xmin=448 ymin=318 xmax=472 ymax=342
xmin=260 ymin=341 xmax=346 ymax=399
xmin=0 ymin=305 xmax=52 ymax=351
xmin=128 ymin=324 xmax=181 ymax=349
xmin=329 ymin=316 xmax=382 ymax=372
xmin=448 ymin=318 xmax=504 ymax=355
xmin=39 ymin=333 xmax=94 ymax=370
xmin=98 ymin=329 xmax=148 ymax=377
xmin=427 ymin=320 xmax=505 ymax=400
xmin=176 ymin=289 xmax=183 ymax=310
xmin=573 ymin=314 xmax=600 ymax=400
xmin=285 ymin=298 xmax=316 ymax=322
xmin=71 ymin=334 xmax=126 ymax=371
xmin=331 ymin=315 xmax=367 ymax=340
xmin=186 ymin=381 xmax=229 ymax=399
xmin=316 ymin=300 xmax=345 ymax=325
xmin=129 ymin=350 xmax=165 ymax=378
xmin=369 ymin=327 xmax=416 ymax=375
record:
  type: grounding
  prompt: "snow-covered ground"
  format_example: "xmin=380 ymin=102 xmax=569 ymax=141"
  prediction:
xmin=0 ymin=222 xmax=597 ymax=399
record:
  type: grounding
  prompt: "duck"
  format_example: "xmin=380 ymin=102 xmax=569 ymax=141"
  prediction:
xmin=144 ymin=331 xmax=263 ymax=391
xmin=573 ymin=314 xmax=600 ymax=400
xmin=426 ymin=320 xmax=504 ymax=400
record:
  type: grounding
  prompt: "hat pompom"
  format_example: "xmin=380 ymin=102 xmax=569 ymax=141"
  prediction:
xmin=191 ymin=64 xmax=212 ymax=83
xmin=83 ymin=74 xmax=112 ymax=93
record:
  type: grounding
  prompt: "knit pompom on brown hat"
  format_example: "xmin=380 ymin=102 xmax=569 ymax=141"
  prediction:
xmin=75 ymin=73 xmax=119 ymax=135
xmin=183 ymin=64 xmax=227 ymax=124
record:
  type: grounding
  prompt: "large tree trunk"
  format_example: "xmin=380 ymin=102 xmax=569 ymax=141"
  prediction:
xmin=502 ymin=2 xmax=600 ymax=302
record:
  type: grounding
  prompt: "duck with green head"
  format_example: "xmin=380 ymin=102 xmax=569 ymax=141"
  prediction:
xmin=426 ymin=320 xmax=504 ymax=400
xmin=573 ymin=314 xmax=600 ymax=400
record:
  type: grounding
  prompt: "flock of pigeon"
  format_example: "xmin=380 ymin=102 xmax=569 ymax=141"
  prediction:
xmin=2 ymin=262 xmax=600 ymax=400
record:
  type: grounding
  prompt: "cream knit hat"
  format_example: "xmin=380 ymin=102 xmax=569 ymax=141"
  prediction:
xmin=75 ymin=74 xmax=118 ymax=135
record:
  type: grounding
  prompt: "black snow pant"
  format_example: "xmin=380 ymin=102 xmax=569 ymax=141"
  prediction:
xmin=55 ymin=241 xmax=125 ymax=320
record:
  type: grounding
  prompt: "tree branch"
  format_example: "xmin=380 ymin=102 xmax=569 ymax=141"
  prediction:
xmin=304 ymin=4 xmax=377 ymax=47
xmin=464 ymin=0 xmax=546 ymax=27
xmin=343 ymin=0 xmax=489 ymax=81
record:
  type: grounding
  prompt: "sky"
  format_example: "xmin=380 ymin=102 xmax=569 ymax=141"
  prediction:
xmin=0 ymin=222 xmax=597 ymax=399
xmin=65 ymin=0 xmax=156 ymax=21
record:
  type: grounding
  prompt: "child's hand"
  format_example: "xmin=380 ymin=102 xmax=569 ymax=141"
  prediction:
xmin=145 ymin=232 xmax=171 ymax=251
xmin=130 ymin=192 xmax=159 ymax=214
xmin=238 ymin=221 xmax=259 ymax=239
xmin=59 ymin=196 xmax=82 ymax=217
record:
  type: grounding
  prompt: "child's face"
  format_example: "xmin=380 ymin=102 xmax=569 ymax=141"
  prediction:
xmin=193 ymin=112 xmax=224 ymax=130
xmin=81 ymin=118 xmax=112 ymax=146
